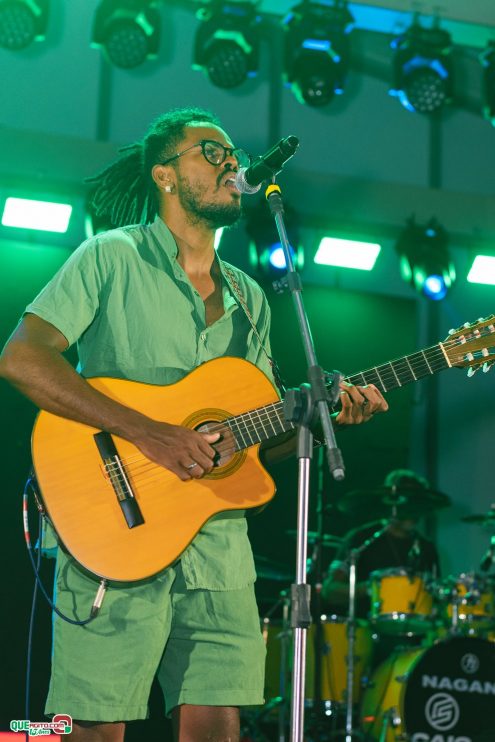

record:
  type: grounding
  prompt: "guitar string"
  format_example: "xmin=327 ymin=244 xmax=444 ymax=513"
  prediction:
xmin=100 ymin=336 xmax=494 ymax=479
xmin=101 ymin=362 xmax=486 ymax=480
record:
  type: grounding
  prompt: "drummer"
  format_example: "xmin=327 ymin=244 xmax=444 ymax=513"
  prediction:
xmin=321 ymin=469 xmax=440 ymax=620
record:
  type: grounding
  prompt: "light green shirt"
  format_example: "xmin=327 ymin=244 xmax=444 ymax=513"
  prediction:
xmin=26 ymin=216 xmax=276 ymax=590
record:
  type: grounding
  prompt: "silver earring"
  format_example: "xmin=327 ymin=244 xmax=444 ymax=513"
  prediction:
xmin=164 ymin=184 xmax=172 ymax=193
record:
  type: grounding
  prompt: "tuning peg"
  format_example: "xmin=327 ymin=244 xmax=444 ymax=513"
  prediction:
xmin=464 ymin=322 xmax=471 ymax=328
xmin=483 ymin=362 xmax=493 ymax=373
xmin=467 ymin=366 xmax=479 ymax=377
xmin=448 ymin=328 xmax=456 ymax=335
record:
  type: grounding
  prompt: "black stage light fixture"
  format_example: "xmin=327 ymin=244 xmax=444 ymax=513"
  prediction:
xmin=480 ymin=41 xmax=495 ymax=127
xmin=0 ymin=0 xmax=49 ymax=51
xmin=193 ymin=1 xmax=261 ymax=89
xmin=282 ymin=0 xmax=354 ymax=108
xmin=245 ymin=199 xmax=303 ymax=275
xmin=390 ymin=22 xmax=454 ymax=115
xmin=395 ymin=217 xmax=455 ymax=301
xmin=92 ymin=0 xmax=160 ymax=69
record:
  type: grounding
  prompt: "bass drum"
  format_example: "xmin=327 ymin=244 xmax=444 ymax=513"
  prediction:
xmin=361 ymin=636 xmax=495 ymax=741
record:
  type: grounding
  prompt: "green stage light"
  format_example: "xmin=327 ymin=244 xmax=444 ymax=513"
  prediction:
xmin=282 ymin=1 xmax=354 ymax=107
xmin=314 ymin=237 xmax=381 ymax=270
xmin=214 ymin=227 xmax=224 ymax=250
xmin=92 ymin=0 xmax=160 ymax=69
xmin=395 ymin=217 xmax=455 ymax=300
xmin=0 ymin=0 xmax=49 ymax=51
xmin=193 ymin=2 xmax=261 ymax=89
xmin=467 ymin=255 xmax=495 ymax=286
xmin=2 ymin=197 xmax=72 ymax=232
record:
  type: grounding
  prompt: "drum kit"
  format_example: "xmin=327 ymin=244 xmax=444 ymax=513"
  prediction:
xmin=248 ymin=488 xmax=495 ymax=742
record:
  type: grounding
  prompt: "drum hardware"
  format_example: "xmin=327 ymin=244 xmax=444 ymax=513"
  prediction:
xmin=377 ymin=708 xmax=401 ymax=742
xmin=344 ymin=522 xmax=390 ymax=742
xmin=338 ymin=484 xmax=451 ymax=522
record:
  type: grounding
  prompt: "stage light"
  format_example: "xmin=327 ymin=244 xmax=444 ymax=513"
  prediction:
xmin=480 ymin=41 xmax=495 ymax=127
xmin=0 ymin=0 xmax=49 ymax=50
xmin=467 ymin=255 xmax=495 ymax=286
xmin=193 ymin=1 xmax=261 ymax=89
xmin=2 ymin=197 xmax=72 ymax=233
xmin=214 ymin=227 xmax=224 ymax=250
xmin=245 ymin=200 xmax=302 ymax=274
xmin=390 ymin=22 xmax=453 ymax=114
xmin=395 ymin=217 xmax=455 ymax=300
xmin=282 ymin=1 xmax=354 ymax=107
xmin=92 ymin=0 xmax=160 ymax=69
xmin=314 ymin=237 xmax=381 ymax=270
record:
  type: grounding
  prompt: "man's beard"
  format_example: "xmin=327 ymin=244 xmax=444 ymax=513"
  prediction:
xmin=176 ymin=172 xmax=241 ymax=229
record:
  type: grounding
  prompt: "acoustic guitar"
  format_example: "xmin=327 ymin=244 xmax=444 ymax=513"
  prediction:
xmin=31 ymin=316 xmax=494 ymax=582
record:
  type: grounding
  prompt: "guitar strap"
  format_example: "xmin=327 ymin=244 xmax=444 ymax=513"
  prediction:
xmin=222 ymin=266 xmax=286 ymax=396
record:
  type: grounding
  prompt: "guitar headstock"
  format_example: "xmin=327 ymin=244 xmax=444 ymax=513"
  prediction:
xmin=443 ymin=315 xmax=495 ymax=376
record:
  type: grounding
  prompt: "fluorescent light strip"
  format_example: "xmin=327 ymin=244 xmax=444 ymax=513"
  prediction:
xmin=2 ymin=197 xmax=73 ymax=233
xmin=467 ymin=255 xmax=495 ymax=285
xmin=314 ymin=237 xmax=381 ymax=270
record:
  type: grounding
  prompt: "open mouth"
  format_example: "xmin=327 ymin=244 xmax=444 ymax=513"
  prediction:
xmin=223 ymin=175 xmax=238 ymax=191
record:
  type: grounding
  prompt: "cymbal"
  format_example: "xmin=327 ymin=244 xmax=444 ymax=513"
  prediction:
xmin=253 ymin=554 xmax=293 ymax=582
xmin=285 ymin=530 xmax=343 ymax=546
xmin=462 ymin=507 xmax=495 ymax=525
xmin=338 ymin=485 xmax=451 ymax=519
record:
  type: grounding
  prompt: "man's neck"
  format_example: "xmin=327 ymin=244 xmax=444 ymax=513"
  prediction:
xmin=161 ymin=212 xmax=217 ymax=275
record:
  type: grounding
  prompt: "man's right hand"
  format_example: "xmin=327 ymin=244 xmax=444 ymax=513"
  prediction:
xmin=131 ymin=421 xmax=221 ymax=481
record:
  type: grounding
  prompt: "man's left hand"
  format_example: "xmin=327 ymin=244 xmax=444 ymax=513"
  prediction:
xmin=335 ymin=381 xmax=388 ymax=425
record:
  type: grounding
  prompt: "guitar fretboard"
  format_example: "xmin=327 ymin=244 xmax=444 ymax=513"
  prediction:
xmin=222 ymin=342 xmax=451 ymax=451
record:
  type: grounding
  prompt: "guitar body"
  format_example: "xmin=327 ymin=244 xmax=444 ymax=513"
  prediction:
xmin=31 ymin=357 xmax=279 ymax=582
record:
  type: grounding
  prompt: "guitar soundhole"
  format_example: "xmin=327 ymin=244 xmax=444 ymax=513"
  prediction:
xmin=196 ymin=421 xmax=236 ymax=468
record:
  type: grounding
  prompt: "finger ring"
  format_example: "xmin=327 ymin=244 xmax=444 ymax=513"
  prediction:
xmin=186 ymin=462 xmax=198 ymax=470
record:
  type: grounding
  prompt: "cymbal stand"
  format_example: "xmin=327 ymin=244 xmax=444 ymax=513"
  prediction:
xmin=264 ymin=180 xmax=344 ymax=742
xmin=345 ymin=522 xmax=389 ymax=742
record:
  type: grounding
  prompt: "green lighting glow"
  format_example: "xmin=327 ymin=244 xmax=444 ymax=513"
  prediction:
xmin=214 ymin=227 xmax=224 ymax=251
xmin=314 ymin=237 xmax=381 ymax=270
xmin=467 ymin=255 xmax=495 ymax=285
xmin=2 ymin=197 xmax=72 ymax=233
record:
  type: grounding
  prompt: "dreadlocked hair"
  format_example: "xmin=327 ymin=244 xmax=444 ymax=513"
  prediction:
xmin=87 ymin=107 xmax=223 ymax=229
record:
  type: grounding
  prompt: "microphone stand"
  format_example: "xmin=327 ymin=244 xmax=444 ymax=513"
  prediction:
xmin=263 ymin=181 xmax=345 ymax=742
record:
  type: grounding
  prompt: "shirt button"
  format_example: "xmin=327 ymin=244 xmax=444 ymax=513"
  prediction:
xmin=200 ymin=332 xmax=206 ymax=341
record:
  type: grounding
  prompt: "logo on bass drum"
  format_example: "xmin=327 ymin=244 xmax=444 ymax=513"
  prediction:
xmin=460 ymin=653 xmax=479 ymax=674
xmin=425 ymin=693 xmax=460 ymax=731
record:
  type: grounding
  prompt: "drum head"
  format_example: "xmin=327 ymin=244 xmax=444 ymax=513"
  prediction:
xmin=404 ymin=636 xmax=495 ymax=739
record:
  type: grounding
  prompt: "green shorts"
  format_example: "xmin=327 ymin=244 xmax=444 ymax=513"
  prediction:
xmin=45 ymin=550 xmax=266 ymax=721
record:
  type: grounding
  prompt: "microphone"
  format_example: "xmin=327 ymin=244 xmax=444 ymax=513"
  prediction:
xmin=235 ymin=135 xmax=300 ymax=194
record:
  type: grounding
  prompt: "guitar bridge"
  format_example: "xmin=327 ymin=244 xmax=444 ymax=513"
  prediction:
xmin=94 ymin=431 xmax=144 ymax=529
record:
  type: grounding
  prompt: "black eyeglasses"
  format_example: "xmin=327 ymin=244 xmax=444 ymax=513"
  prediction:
xmin=159 ymin=139 xmax=250 ymax=168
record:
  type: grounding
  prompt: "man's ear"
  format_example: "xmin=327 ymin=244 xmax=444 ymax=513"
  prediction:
xmin=152 ymin=164 xmax=175 ymax=193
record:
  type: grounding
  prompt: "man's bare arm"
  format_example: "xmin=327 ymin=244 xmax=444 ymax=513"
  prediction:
xmin=0 ymin=314 xmax=219 ymax=481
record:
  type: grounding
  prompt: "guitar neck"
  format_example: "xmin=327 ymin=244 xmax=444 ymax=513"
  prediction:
xmin=225 ymin=341 xmax=451 ymax=451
